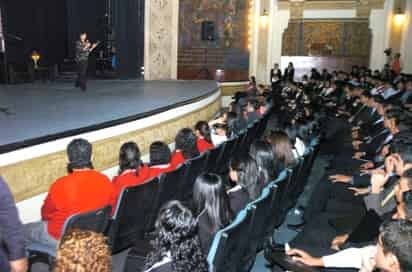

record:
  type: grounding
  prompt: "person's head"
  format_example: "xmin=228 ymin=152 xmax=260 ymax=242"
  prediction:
xmin=80 ymin=32 xmax=87 ymax=42
xmin=288 ymin=62 xmax=294 ymax=68
xmin=175 ymin=128 xmax=200 ymax=159
xmin=226 ymin=111 xmax=239 ymax=137
xmin=213 ymin=123 xmax=228 ymax=137
xmin=395 ymin=53 xmax=401 ymax=59
xmin=375 ymin=220 xmax=412 ymax=272
xmin=54 ymin=229 xmax=111 ymax=272
xmin=149 ymin=141 xmax=171 ymax=166
xmin=250 ymin=140 xmax=279 ymax=185
xmin=274 ymin=63 xmax=279 ymax=69
xmin=396 ymin=168 xmax=412 ymax=206
xmin=145 ymin=201 xmax=208 ymax=271
xmin=195 ymin=121 xmax=212 ymax=144
xmin=118 ymin=142 xmax=142 ymax=175
xmin=193 ymin=173 xmax=232 ymax=233
xmin=229 ymin=153 xmax=263 ymax=200
xmin=247 ymin=99 xmax=259 ymax=113
xmin=67 ymin=138 xmax=93 ymax=172
xmin=266 ymin=130 xmax=296 ymax=168
xmin=391 ymin=141 xmax=412 ymax=175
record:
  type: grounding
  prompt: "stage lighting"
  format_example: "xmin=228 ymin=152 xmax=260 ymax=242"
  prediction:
xmin=31 ymin=51 xmax=40 ymax=69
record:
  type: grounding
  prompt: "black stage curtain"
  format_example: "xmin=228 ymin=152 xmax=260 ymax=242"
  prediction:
xmin=114 ymin=0 xmax=144 ymax=79
xmin=2 ymin=0 xmax=67 ymax=65
xmin=66 ymin=0 xmax=106 ymax=59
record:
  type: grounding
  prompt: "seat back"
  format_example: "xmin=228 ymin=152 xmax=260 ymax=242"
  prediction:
xmin=255 ymin=112 xmax=270 ymax=139
xmin=107 ymin=178 xmax=159 ymax=253
xmin=208 ymin=209 xmax=254 ymax=272
xmin=243 ymin=121 xmax=259 ymax=148
xmin=62 ymin=205 xmax=112 ymax=239
xmin=244 ymin=185 xmax=277 ymax=262
xmin=215 ymin=137 xmax=238 ymax=174
xmin=204 ymin=144 xmax=225 ymax=173
xmin=269 ymin=170 xmax=291 ymax=228
xmin=179 ymin=152 xmax=208 ymax=201
xmin=236 ymin=130 xmax=248 ymax=154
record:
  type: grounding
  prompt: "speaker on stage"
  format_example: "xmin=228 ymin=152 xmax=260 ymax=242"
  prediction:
xmin=201 ymin=21 xmax=215 ymax=41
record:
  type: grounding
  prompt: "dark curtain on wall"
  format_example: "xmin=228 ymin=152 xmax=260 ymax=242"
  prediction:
xmin=2 ymin=0 xmax=68 ymax=65
xmin=114 ymin=0 xmax=144 ymax=79
xmin=66 ymin=0 xmax=106 ymax=59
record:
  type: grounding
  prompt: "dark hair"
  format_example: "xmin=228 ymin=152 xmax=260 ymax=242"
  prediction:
xmin=193 ymin=173 xmax=233 ymax=234
xmin=149 ymin=141 xmax=171 ymax=166
xmin=144 ymin=201 xmax=208 ymax=272
xmin=226 ymin=112 xmax=239 ymax=138
xmin=266 ymin=131 xmax=296 ymax=169
xmin=229 ymin=153 xmax=264 ymax=200
xmin=250 ymin=140 xmax=279 ymax=185
xmin=195 ymin=121 xmax=213 ymax=144
xmin=67 ymin=138 xmax=93 ymax=172
xmin=118 ymin=142 xmax=142 ymax=175
xmin=403 ymin=190 xmax=412 ymax=220
xmin=380 ymin=220 xmax=412 ymax=272
xmin=175 ymin=128 xmax=200 ymax=159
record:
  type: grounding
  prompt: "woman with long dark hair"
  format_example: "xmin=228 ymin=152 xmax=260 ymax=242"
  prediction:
xmin=228 ymin=153 xmax=263 ymax=214
xmin=171 ymin=128 xmax=200 ymax=167
xmin=250 ymin=140 xmax=280 ymax=186
xmin=143 ymin=201 xmax=208 ymax=272
xmin=266 ymin=130 xmax=296 ymax=170
xmin=148 ymin=141 xmax=175 ymax=178
xmin=194 ymin=121 xmax=214 ymax=153
xmin=193 ymin=173 xmax=233 ymax=255
xmin=110 ymin=142 xmax=150 ymax=210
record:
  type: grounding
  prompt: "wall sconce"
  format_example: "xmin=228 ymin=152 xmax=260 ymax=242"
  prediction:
xmin=394 ymin=8 xmax=405 ymax=27
xmin=31 ymin=50 xmax=40 ymax=69
xmin=260 ymin=9 xmax=269 ymax=28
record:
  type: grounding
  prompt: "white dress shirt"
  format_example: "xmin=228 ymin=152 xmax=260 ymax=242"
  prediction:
xmin=322 ymin=246 xmax=376 ymax=268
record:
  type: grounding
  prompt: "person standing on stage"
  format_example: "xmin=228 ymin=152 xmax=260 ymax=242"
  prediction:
xmin=75 ymin=32 xmax=96 ymax=91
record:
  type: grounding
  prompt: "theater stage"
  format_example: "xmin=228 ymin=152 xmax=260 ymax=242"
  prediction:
xmin=0 ymin=79 xmax=218 ymax=154
xmin=0 ymin=79 xmax=221 ymax=204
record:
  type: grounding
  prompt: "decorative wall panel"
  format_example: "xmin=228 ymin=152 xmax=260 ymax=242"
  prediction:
xmin=282 ymin=19 xmax=371 ymax=58
xmin=145 ymin=0 xmax=178 ymax=79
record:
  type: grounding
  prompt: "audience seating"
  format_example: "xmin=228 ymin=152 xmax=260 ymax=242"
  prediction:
xmin=204 ymin=142 xmax=226 ymax=173
xmin=179 ymin=151 xmax=209 ymax=202
xmin=28 ymin=205 xmax=112 ymax=265
xmin=107 ymin=178 xmax=160 ymax=253
xmin=207 ymin=209 xmax=255 ymax=272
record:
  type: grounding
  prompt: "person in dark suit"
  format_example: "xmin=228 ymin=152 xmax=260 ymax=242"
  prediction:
xmin=284 ymin=62 xmax=295 ymax=82
xmin=193 ymin=173 xmax=233 ymax=255
xmin=75 ymin=32 xmax=97 ymax=91
xmin=228 ymin=153 xmax=263 ymax=214
xmin=142 ymin=201 xmax=208 ymax=272
xmin=270 ymin=63 xmax=282 ymax=83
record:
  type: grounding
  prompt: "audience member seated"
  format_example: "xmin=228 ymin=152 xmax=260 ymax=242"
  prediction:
xmin=245 ymin=99 xmax=260 ymax=125
xmin=54 ymin=229 xmax=111 ymax=272
xmin=148 ymin=141 xmax=175 ymax=178
xmin=228 ymin=153 xmax=263 ymax=214
xmin=211 ymin=123 xmax=228 ymax=146
xmin=266 ymin=130 xmax=297 ymax=169
xmin=110 ymin=142 xmax=150 ymax=210
xmin=194 ymin=121 xmax=214 ymax=153
xmin=0 ymin=176 xmax=28 ymax=272
xmin=170 ymin=128 xmax=200 ymax=168
xmin=193 ymin=173 xmax=233 ymax=255
xmin=25 ymin=139 xmax=114 ymax=247
xmin=142 ymin=201 xmax=208 ymax=272
xmin=286 ymin=220 xmax=412 ymax=272
xmin=250 ymin=140 xmax=280 ymax=186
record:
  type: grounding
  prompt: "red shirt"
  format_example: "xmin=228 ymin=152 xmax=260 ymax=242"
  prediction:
xmin=41 ymin=170 xmax=114 ymax=240
xmin=170 ymin=150 xmax=186 ymax=168
xmin=148 ymin=163 xmax=175 ymax=179
xmin=196 ymin=137 xmax=214 ymax=153
xmin=110 ymin=164 xmax=151 ymax=211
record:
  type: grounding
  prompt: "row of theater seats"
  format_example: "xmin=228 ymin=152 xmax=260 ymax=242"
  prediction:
xmin=207 ymin=137 xmax=320 ymax=272
xmin=28 ymin=108 xmax=272 ymax=268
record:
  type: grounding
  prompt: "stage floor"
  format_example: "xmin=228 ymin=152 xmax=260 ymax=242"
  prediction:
xmin=0 ymin=80 xmax=218 ymax=153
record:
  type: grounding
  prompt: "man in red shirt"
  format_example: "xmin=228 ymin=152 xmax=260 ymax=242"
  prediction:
xmin=25 ymin=139 xmax=113 ymax=248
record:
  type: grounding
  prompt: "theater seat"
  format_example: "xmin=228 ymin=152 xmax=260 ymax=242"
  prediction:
xmin=207 ymin=209 xmax=254 ymax=272
xmin=107 ymin=178 xmax=160 ymax=253
xmin=204 ymin=143 xmax=225 ymax=173
xmin=180 ymin=151 xmax=209 ymax=202
xmin=28 ymin=205 xmax=112 ymax=266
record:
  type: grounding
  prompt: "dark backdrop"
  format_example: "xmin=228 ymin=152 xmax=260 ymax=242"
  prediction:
xmin=114 ymin=0 xmax=144 ymax=79
xmin=0 ymin=0 xmax=144 ymax=79
xmin=1 ymin=0 xmax=68 ymax=65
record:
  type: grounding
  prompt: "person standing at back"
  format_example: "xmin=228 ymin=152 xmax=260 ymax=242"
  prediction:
xmin=25 ymin=138 xmax=114 ymax=248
